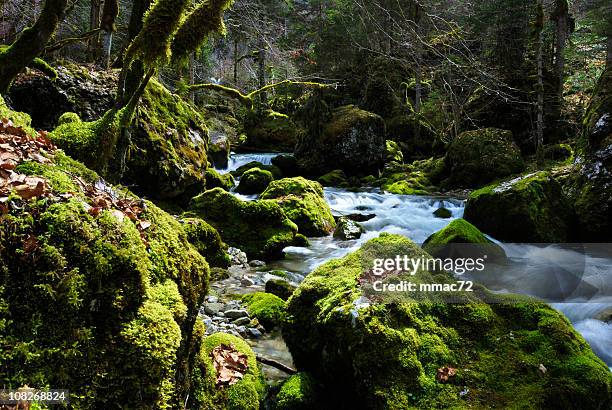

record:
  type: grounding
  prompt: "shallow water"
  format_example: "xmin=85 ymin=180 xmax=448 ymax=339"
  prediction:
xmin=217 ymin=153 xmax=283 ymax=174
xmin=218 ymin=153 xmax=612 ymax=369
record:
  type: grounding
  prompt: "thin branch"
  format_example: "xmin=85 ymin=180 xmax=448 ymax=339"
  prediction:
xmin=256 ymin=354 xmax=296 ymax=374
xmin=44 ymin=28 xmax=103 ymax=53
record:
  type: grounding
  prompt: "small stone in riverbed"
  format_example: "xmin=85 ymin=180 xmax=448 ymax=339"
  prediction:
xmin=225 ymin=309 xmax=249 ymax=319
xmin=204 ymin=302 xmax=224 ymax=316
xmin=249 ymin=260 xmax=266 ymax=267
xmin=206 ymin=295 xmax=219 ymax=303
xmin=241 ymin=276 xmax=256 ymax=286
xmin=247 ymin=328 xmax=262 ymax=338
xmin=233 ymin=317 xmax=251 ymax=326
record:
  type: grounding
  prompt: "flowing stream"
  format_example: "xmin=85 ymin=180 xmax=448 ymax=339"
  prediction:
xmin=217 ymin=153 xmax=612 ymax=371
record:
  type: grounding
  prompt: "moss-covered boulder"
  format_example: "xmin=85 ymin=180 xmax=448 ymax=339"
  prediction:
xmin=275 ymin=372 xmax=319 ymax=410
xmin=244 ymin=109 xmax=298 ymax=152
xmin=260 ymin=177 xmax=336 ymax=237
xmin=0 ymin=146 xmax=230 ymax=407
xmin=423 ymin=218 xmax=506 ymax=261
xmin=445 ymin=128 xmax=524 ymax=188
xmin=242 ymin=292 xmax=286 ymax=330
xmin=189 ymin=188 xmax=298 ymax=260
xmin=464 ymin=171 xmax=574 ymax=242
xmin=265 ymin=279 xmax=296 ymax=301
xmin=378 ymin=157 xmax=446 ymax=195
xmin=182 ymin=217 xmax=231 ymax=268
xmin=283 ymin=233 xmax=612 ymax=409
xmin=236 ymin=167 xmax=274 ymax=195
xmin=271 ymin=154 xmax=300 ymax=177
xmin=318 ymin=169 xmax=348 ymax=187
xmin=232 ymin=161 xmax=283 ymax=180
xmin=567 ymin=66 xmax=612 ymax=241
xmin=208 ymin=131 xmax=231 ymax=169
xmin=50 ymin=79 xmax=209 ymax=200
xmin=205 ymin=168 xmax=235 ymax=191
xmin=196 ymin=332 xmax=265 ymax=410
xmin=295 ymin=105 xmax=386 ymax=176
xmin=433 ymin=207 xmax=452 ymax=219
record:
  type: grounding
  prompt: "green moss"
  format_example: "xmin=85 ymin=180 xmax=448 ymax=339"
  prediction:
xmin=464 ymin=171 xmax=574 ymax=242
xmin=423 ymin=218 xmax=506 ymax=260
xmin=260 ymin=177 xmax=336 ymax=237
xmin=147 ymin=279 xmax=188 ymax=321
xmin=386 ymin=140 xmax=404 ymax=163
xmin=232 ymin=161 xmax=283 ymax=179
xmin=0 ymin=94 xmax=36 ymax=136
xmin=189 ymin=188 xmax=298 ymax=260
xmin=182 ymin=217 xmax=230 ymax=268
xmin=432 ymin=207 xmax=451 ymax=218
xmin=29 ymin=57 xmax=58 ymax=80
xmin=445 ymin=128 xmax=524 ymax=188
xmin=244 ymin=109 xmax=299 ymax=151
xmin=275 ymin=372 xmax=319 ymax=410
xmin=236 ymin=167 xmax=274 ymax=195
xmin=196 ymin=332 xmax=265 ymax=410
xmin=265 ymin=279 xmax=296 ymax=301
xmin=242 ymin=292 xmax=286 ymax=329
xmin=282 ymin=233 xmax=612 ymax=409
xmin=317 ymin=169 xmax=348 ymax=187
xmin=57 ymin=112 xmax=81 ymax=125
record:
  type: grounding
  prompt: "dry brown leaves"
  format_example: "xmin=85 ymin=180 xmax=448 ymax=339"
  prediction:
xmin=436 ymin=366 xmax=457 ymax=383
xmin=0 ymin=119 xmax=152 ymax=241
xmin=210 ymin=343 xmax=249 ymax=386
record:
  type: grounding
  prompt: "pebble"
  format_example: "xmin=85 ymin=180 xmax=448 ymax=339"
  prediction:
xmin=249 ymin=260 xmax=266 ymax=267
xmin=204 ymin=302 xmax=224 ymax=316
xmin=225 ymin=309 xmax=249 ymax=319
xmin=232 ymin=316 xmax=251 ymax=326
xmin=240 ymin=276 xmax=256 ymax=286
xmin=247 ymin=328 xmax=262 ymax=338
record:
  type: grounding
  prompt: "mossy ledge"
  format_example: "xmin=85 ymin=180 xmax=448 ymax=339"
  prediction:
xmin=283 ymin=233 xmax=612 ymax=409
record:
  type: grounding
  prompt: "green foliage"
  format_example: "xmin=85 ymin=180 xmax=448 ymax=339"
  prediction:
xmin=260 ymin=177 xmax=336 ymax=236
xmin=385 ymin=140 xmax=404 ymax=164
xmin=0 ymin=94 xmax=36 ymax=136
xmin=242 ymin=292 xmax=286 ymax=329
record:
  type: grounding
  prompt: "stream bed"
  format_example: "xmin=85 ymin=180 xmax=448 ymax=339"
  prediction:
xmin=214 ymin=153 xmax=612 ymax=377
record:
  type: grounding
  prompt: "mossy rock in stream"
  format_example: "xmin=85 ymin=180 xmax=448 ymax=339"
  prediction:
xmin=260 ymin=177 xmax=336 ymax=237
xmin=317 ymin=169 xmax=348 ymax=187
xmin=464 ymin=171 xmax=574 ymax=242
xmin=236 ymin=167 xmax=274 ymax=195
xmin=244 ymin=109 xmax=299 ymax=152
xmin=195 ymin=332 xmax=265 ymax=410
xmin=283 ymin=233 xmax=612 ymax=409
xmin=50 ymin=79 xmax=209 ymax=200
xmin=423 ymin=218 xmax=506 ymax=261
xmin=445 ymin=128 xmax=524 ymax=188
xmin=205 ymin=168 xmax=235 ymax=191
xmin=182 ymin=217 xmax=231 ymax=268
xmin=241 ymin=292 xmax=286 ymax=330
xmin=232 ymin=161 xmax=283 ymax=180
xmin=188 ymin=188 xmax=299 ymax=260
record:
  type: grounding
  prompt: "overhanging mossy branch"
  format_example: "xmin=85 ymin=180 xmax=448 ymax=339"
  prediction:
xmin=183 ymin=79 xmax=335 ymax=109
xmin=44 ymin=28 xmax=103 ymax=53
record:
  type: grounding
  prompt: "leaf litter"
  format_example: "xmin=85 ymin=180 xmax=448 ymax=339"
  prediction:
xmin=210 ymin=343 xmax=249 ymax=386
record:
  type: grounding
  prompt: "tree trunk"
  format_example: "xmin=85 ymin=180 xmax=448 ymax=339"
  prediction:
xmin=188 ymin=53 xmax=195 ymax=102
xmin=233 ymin=37 xmax=239 ymax=84
xmin=101 ymin=31 xmax=112 ymax=69
xmin=554 ymin=1 xmax=569 ymax=101
xmin=536 ymin=1 xmax=545 ymax=160
xmin=88 ymin=0 xmax=102 ymax=61
xmin=0 ymin=0 xmax=68 ymax=95
xmin=607 ymin=35 xmax=612 ymax=68
xmin=257 ymin=38 xmax=267 ymax=109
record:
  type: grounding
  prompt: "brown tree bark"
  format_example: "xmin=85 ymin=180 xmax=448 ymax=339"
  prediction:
xmin=0 ymin=0 xmax=68 ymax=95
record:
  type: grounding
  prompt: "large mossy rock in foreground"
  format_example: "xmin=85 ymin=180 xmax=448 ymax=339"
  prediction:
xmin=295 ymin=105 xmax=385 ymax=177
xmin=423 ymin=218 xmax=506 ymax=261
xmin=464 ymin=171 xmax=574 ymax=242
xmin=189 ymin=188 xmax=298 ymax=260
xmin=260 ymin=177 xmax=336 ymax=237
xmin=50 ymin=79 xmax=209 ymax=200
xmin=283 ymin=233 xmax=612 ymax=409
xmin=568 ymin=66 xmax=612 ymax=241
xmin=445 ymin=128 xmax=524 ymax=188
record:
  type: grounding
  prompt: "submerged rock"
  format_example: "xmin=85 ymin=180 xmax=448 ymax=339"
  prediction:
xmin=464 ymin=171 xmax=574 ymax=242
xmin=260 ymin=177 xmax=336 ymax=237
xmin=283 ymin=233 xmax=612 ymax=409
xmin=445 ymin=128 xmax=524 ymax=188
xmin=236 ymin=167 xmax=274 ymax=195
xmin=432 ymin=207 xmax=452 ymax=219
xmin=189 ymin=188 xmax=298 ymax=260
xmin=295 ymin=105 xmax=386 ymax=176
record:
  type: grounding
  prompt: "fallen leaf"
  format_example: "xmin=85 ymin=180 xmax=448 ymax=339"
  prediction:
xmin=138 ymin=220 xmax=151 ymax=230
xmin=436 ymin=366 xmax=457 ymax=383
xmin=23 ymin=234 xmax=38 ymax=253
xmin=210 ymin=343 xmax=249 ymax=386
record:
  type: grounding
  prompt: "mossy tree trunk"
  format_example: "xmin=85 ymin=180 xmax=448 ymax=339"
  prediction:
xmin=535 ymin=0 xmax=545 ymax=161
xmin=0 ymin=0 xmax=68 ymax=95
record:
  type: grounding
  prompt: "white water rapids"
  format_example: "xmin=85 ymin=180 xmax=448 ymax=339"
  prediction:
xmin=218 ymin=153 xmax=612 ymax=368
